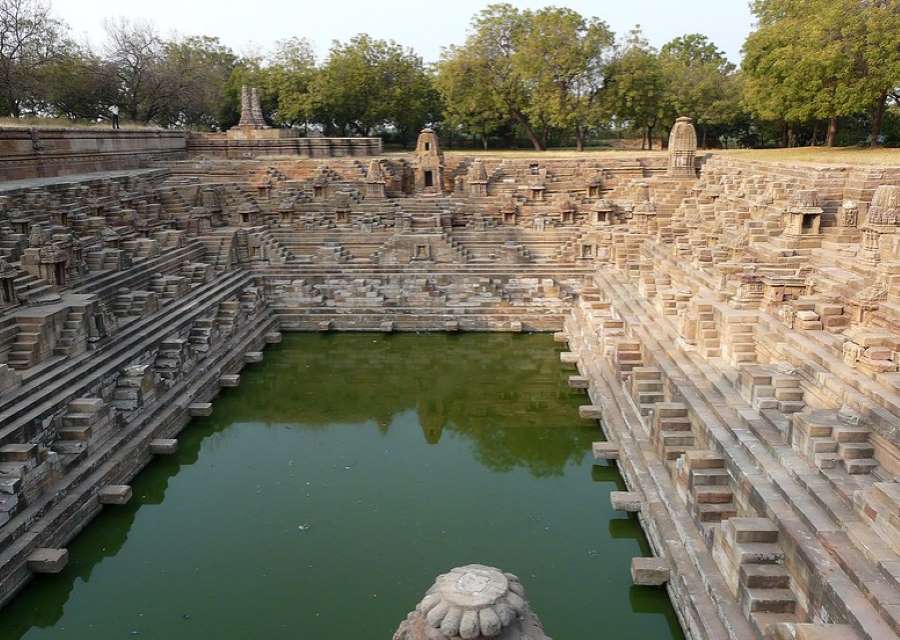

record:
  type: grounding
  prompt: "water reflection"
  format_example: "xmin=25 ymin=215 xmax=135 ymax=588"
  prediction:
xmin=0 ymin=333 xmax=683 ymax=640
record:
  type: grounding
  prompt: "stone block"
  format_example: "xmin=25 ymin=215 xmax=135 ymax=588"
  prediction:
xmin=27 ymin=548 xmax=68 ymax=574
xmin=510 ymin=321 xmax=523 ymax=332
xmin=99 ymin=484 xmax=132 ymax=505
xmin=149 ymin=438 xmax=178 ymax=455
xmin=188 ymin=402 xmax=213 ymax=417
xmin=568 ymin=375 xmax=589 ymax=389
xmin=592 ymin=441 xmax=619 ymax=460
xmin=560 ymin=352 xmax=579 ymax=365
xmin=631 ymin=557 xmax=669 ymax=585
xmin=264 ymin=332 xmax=282 ymax=344
xmin=380 ymin=321 xmax=394 ymax=333
xmin=0 ymin=443 xmax=37 ymax=462
xmin=445 ymin=321 xmax=459 ymax=332
xmin=317 ymin=320 xmax=332 ymax=331
xmin=244 ymin=351 xmax=263 ymax=363
xmin=553 ymin=332 xmax=568 ymax=343
xmin=578 ymin=405 xmax=603 ymax=420
xmin=611 ymin=491 xmax=642 ymax=512
xmin=219 ymin=374 xmax=240 ymax=387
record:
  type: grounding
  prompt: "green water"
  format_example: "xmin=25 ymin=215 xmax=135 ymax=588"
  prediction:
xmin=1 ymin=334 xmax=684 ymax=640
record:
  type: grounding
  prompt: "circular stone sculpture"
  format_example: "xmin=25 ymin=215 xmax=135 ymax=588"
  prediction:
xmin=392 ymin=565 xmax=551 ymax=640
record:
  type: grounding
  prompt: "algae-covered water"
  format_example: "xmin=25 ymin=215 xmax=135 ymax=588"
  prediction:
xmin=0 ymin=333 xmax=684 ymax=640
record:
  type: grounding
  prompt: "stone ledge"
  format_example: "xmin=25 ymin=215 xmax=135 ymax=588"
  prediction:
xmin=219 ymin=374 xmax=240 ymax=387
xmin=611 ymin=491 xmax=642 ymax=512
xmin=149 ymin=438 xmax=178 ymax=455
xmin=568 ymin=375 xmax=589 ymax=389
xmin=578 ymin=405 xmax=603 ymax=420
xmin=188 ymin=402 xmax=213 ymax=417
xmin=592 ymin=441 xmax=619 ymax=460
xmin=244 ymin=351 xmax=263 ymax=363
xmin=26 ymin=548 xmax=68 ymax=574
xmin=99 ymin=485 xmax=132 ymax=505
xmin=631 ymin=557 xmax=670 ymax=585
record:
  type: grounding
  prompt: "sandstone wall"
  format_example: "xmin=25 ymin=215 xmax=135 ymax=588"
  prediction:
xmin=0 ymin=128 xmax=187 ymax=181
xmin=186 ymin=134 xmax=382 ymax=159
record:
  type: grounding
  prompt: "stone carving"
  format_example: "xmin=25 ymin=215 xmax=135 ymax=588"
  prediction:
xmin=867 ymin=185 xmax=900 ymax=226
xmin=393 ymin=565 xmax=550 ymax=640
xmin=667 ymin=116 xmax=697 ymax=177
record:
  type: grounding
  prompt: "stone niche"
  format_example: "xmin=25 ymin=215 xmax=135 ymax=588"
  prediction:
xmin=414 ymin=128 xmax=444 ymax=193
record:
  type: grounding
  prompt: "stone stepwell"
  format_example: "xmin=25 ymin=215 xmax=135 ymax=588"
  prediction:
xmin=0 ymin=123 xmax=897 ymax=639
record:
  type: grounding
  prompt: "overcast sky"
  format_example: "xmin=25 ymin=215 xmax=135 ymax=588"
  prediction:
xmin=51 ymin=0 xmax=755 ymax=64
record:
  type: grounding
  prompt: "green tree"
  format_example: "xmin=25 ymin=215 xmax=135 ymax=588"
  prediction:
xmin=314 ymin=34 xmax=435 ymax=141
xmin=516 ymin=8 xmax=614 ymax=151
xmin=41 ymin=47 xmax=119 ymax=121
xmin=266 ymin=37 xmax=317 ymax=128
xmin=464 ymin=4 xmax=545 ymax=150
xmin=743 ymin=0 xmax=900 ymax=146
xmin=659 ymin=34 xmax=742 ymax=147
xmin=604 ymin=28 xmax=666 ymax=149
xmin=0 ymin=0 xmax=69 ymax=116
xmin=435 ymin=44 xmax=506 ymax=148
xmin=157 ymin=35 xmax=237 ymax=129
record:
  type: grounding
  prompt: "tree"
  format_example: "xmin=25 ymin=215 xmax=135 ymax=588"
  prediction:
xmin=41 ymin=46 xmax=119 ymax=121
xmin=314 ymin=34 xmax=436 ymax=141
xmin=464 ymin=4 xmax=545 ymax=150
xmin=743 ymin=0 xmax=900 ymax=146
xmin=0 ymin=0 xmax=68 ymax=116
xmin=515 ymin=8 xmax=614 ymax=151
xmin=604 ymin=28 xmax=666 ymax=149
xmin=435 ymin=44 xmax=506 ymax=148
xmin=266 ymin=37 xmax=317 ymax=128
xmin=157 ymin=35 xmax=237 ymax=129
xmin=103 ymin=18 xmax=167 ymax=123
xmin=659 ymin=34 xmax=742 ymax=147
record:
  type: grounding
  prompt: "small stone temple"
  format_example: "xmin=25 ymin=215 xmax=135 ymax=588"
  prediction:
xmin=0 ymin=116 xmax=898 ymax=640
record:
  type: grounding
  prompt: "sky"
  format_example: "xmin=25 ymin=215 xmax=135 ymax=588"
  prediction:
xmin=50 ymin=0 xmax=755 ymax=64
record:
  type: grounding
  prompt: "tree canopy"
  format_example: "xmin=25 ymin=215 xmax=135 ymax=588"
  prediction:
xmin=1 ymin=0 xmax=897 ymax=148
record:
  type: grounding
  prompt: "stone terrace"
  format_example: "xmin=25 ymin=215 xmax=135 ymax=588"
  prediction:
xmin=0 ymin=126 xmax=897 ymax=640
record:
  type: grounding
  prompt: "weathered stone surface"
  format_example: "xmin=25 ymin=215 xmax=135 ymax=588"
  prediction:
xmin=27 ymin=548 xmax=68 ymax=574
xmin=188 ymin=402 xmax=213 ymax=417
xmin=99 ymin=484 xmax=132 ymax=505
xmin=610 ymin=491 xmax=642 ymax=512
xmin=149 ymin=439 xmax=178 ymax=455
xmin=393 ymin=565 xmax=550 ymax=640
xmin=631 ymin=558 xmax=670 ymax=586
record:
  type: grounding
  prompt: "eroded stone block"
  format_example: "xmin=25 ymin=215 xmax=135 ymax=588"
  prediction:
xmin=99 ymin=484 xmax=132 ymax=505
xmin=611 ymin=491 xmax=642 ymax=512
xmin=189 ymin=403 xmax=213 ymax=417
xmin=27 ymin=548 xmax=68 ymax=574
xmin=149 ymin=438 xmax=178 ymax=455
xmin=631 ymin=557 xmax=669 ymax=585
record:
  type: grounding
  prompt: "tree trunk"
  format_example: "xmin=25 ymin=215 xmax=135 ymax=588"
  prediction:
xmin=514 ymin=111 xmax=545 ymax=151
xmin=825 ymin=117 xmax=838 ymax=147
xmin=700 ymin=125 xmax=707 ymax=149
xmin=575 ymin=125 xmax=584 ymax=152
xmin=787 ymin=124 xmax=796 ymax=148
xmin=646 ymin=126 xmax=654 ymax=150
xmin=781 ymin=122 xmax=788 ymax=148
xmin=870 ymin=91 xmax=887 ymax=146
xmin=811 ymin=121 xmax=819 ymax=146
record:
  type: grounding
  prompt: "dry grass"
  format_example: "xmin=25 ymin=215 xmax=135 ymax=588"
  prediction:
xmin=712 ymin=146 xmax=900 ymax=166
xmin=0 ymin=116 xmax=164 ymax=131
